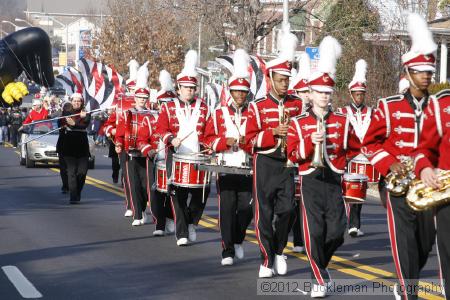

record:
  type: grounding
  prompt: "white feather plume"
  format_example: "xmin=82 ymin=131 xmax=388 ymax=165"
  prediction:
xmin=318 ymin=36 xmax=342 ymax=75
xmin=127 ymin=59 xmax=139 ymax=81
xmin=182 ymin=50 xmax=198 ymax=77
xmin=159 ymin=70 xmax=174 ymax=92
xmin=407 ymin=12 xmax=437 ymax=55
xmin=291 ymin=68 xmax=298 ymax=78
xmin=279 ymin=31 xmax=298 ymax=62
xmin=352 ymin=59 xmax=367 ymax=84
xmin=233 ymin=49 xmax=250 ymax=78
xmin=135 ymin=61 xmax=149 ymax=89
xmin=298 ymin=52 xmax=311 ymax=80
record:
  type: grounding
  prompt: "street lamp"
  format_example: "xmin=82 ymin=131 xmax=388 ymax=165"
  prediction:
xmin=15 ymin=18 xmax=33 ymax=27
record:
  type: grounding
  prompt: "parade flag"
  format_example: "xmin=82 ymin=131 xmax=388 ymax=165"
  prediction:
xmin=215 ymin=54 xmax=268 ymax=101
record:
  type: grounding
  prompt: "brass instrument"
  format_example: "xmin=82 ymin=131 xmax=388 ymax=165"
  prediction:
xmin=278 ymin=104 xmax=290 ymax=159
xmin=406 ymin=170 xmax=450 ymax=211
xmin=385 ymin=156 xmax=415 ymax=196
xmin=310 ymin=116 xmax=325 ymax=168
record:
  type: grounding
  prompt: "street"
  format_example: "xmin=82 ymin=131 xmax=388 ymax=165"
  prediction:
xmin=0 ymin=143 xmax=444 ymax=300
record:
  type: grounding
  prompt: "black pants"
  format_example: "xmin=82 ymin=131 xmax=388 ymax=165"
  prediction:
xmin=381 ymin=184 xmax=435 ymax=300
xmin=10 ymin=125 xmax=20 ymax=147
xmin=253 ymin=154 xmax=294 ymax=268
xmin=146 ymin=158 xmax=172 ymax=230
xmin=217 ymin=174 xmax=253 ymax=258
xmin=64 ymin=156 xmax=89 ymax=202
xmin=348 ymin=204 xmax=362 ymax=229
xmin=121 ymin=152 xmax=132 ymax=210
xmin=289 ymin=201 xmax=303 ymax=247
xmin=301 ymin=168 xmax=346 ymax=285
xmin=59 ymin=155 xmax=68 ymax=190
xmin=109 ymin=141 xmax=120 ymax=181
xmin=126 ymin=156 xmax=149 ymax=220
xmin=151 ymin=191 xmax=174 ymax=231
xmin=436 ymin=203 xmax=450 ymax=299
xmin=170 ymin=185 xmax=209 ymax=240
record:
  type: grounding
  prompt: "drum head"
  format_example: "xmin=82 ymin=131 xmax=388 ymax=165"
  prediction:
xmin=344 ymin=173 xmax=368 ymax=182
xmin=173 ymin=153 xmax=210 ymax=162
xmin=351 ymin=154 xmax=370 ymax=164
xmin=156 ymin=160 xmax=166 ymax=169
xmin=344 ymin=196 xmax=365 ymax=204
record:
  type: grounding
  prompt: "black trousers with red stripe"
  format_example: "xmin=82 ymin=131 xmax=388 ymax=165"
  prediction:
xmin=126 ymin=156 xmax=149 ymax=220
xmin=381 ymin=182 xmax=435 ymax=300
xmin=348 ymin=204 xmax=362 ymax=229
xmin=301 ymin=168 xmax=346 ymax=285
xmin=151 ymin=190 xmax=174 ymax=231
xmin=217 ymin=174 xmax=253 ymax=258
xmin=170 ymin=185 xmax=209 ymax=240
xmin=289 ymin=201 xmax=303 ymax=247
xmin=253 ymin=154 xmax=295 ymax=268
xmin=120 ymin=152 xmax=132 ymax=210
xmin=436 ymin=203 xmax=450 ymax=299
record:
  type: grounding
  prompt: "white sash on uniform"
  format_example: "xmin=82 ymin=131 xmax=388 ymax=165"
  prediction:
xmin=174 ymin=98 xmax=201 ymax=154
xmin=347 ymin=106 xmax=372 ymax=142
xmin=218 ymin=106 xmax=248 ymax=167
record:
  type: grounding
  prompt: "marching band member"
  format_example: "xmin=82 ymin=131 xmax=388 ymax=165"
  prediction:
xmin=289 ymin=52 xmax=311 ymax=112
xmin=139 ymin=70 xmax=176 ymax=237
xmin=287 ymin=52 xmax=312 ymax=253
xmin=413 ymin=89 xmax=450 ymax=299
xmin=105 ymin=60 xmax=140 ymax=217
xmin=339 ymin=59 xmax=371 ymax=237
xmin=60 ymin=93 xmax=91 ymax=204
xmin=245 ymin=28 xmax=302 ymax=278
xmin=362 ymin=13 xmax=437 ymax=300
xmin=157 ymin=50 xmax=210 ymax=246
xmin=287 ymin=36 xmax=358 ymax=298
xmin=115 ymin=62 xmax=153 ymax=226
xmin=204 ymin=49 xmax=253 ymax=266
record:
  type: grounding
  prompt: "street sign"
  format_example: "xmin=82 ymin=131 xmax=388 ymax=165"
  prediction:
xmin=305 ymin=47 xmax=320 ymax=60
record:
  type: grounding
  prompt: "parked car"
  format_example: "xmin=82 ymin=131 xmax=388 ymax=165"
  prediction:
xmin=20 ymin=120 xmax=95 ymax=169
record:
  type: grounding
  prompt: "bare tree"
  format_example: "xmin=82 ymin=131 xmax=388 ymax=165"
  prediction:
xmin=165 ymin=0 xmax=316 ymax=53
xmin=91 ymin=0 xmax=187 ymax=88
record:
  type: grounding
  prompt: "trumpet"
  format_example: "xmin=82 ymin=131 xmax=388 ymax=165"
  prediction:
xmin=310 ymin=116 xmax=325 ymax=168
xmin=278 ymin=104 xmax=290 ymax=159
xmin=406 ymin=170 xmax=450 ymax=211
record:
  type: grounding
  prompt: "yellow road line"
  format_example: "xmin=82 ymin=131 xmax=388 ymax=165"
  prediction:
xmin=11 ymin=151 xmax=442 ymax=299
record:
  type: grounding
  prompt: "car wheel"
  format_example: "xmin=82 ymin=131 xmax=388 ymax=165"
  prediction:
xmin=25 ymin=155 xmax=35 ymax=168
xmin=88 ymin=158 xmax=95 ymax=169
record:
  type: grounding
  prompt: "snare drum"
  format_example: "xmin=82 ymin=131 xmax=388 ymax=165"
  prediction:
xmin=342 ymin=173 xmax=368 ymax=204
xmin=172 ymin=153 xmax=211 ymax=188
xmin=348 ymin=154 xmax=380 ymax=183
xmin=294 ymin=176 xmax=301 ymax=201
xmin=155 ymin=161 xmax=168 ymax=193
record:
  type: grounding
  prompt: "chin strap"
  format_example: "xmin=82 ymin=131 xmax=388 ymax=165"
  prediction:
xmin=405 ymin=67 xmax=420 ymax=91
xmin=269 ymin=71 xmax=281 ymax=99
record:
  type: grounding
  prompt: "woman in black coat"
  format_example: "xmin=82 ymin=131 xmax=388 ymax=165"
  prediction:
xmin=56 ymin=102 xmax=73 ymax=194
xmin=61 ymin=93 xmax=91 ymax=204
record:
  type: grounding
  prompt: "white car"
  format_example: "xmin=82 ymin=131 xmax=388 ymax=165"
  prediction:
xmin=20 ymin=120 xmax=95 ymax=169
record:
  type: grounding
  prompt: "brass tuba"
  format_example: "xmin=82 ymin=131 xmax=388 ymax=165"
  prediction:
xmin=310 ymin=116 xmax=325 ymax=168
xmin=406 ymin=170 xmax=450 ymax=211
xmin=385 ymin=156 xmax=415 ymax=196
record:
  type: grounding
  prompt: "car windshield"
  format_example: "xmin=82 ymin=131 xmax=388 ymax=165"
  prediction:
xmin=29 ymin=120 xmax=59 ymax=135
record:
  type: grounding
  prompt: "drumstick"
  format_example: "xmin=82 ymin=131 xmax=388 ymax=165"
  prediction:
xmin=155 ymin=130 xmax=194 ymax=154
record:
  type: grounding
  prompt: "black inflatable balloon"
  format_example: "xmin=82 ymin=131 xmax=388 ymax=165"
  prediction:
xmin=0 ymin=27 xmax=54 ymax=106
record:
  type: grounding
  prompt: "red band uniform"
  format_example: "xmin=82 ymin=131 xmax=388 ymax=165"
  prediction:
xmin=413 ymin=89 xmax=450 ymax=298
xmin=362 ymin=14 xmax=437 ymax=299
